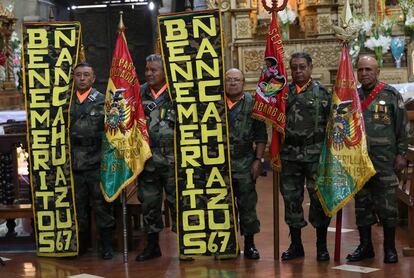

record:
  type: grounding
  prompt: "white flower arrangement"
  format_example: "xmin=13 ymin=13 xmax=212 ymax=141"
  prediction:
xmin=351 ymin=17 xmax=373 ymax=34
xmin=379 ymin=17 xmax=395 ymax=36
xmin=365 ymin=35 xmax=391 ymax=54
xmin=278 ymin=6 xmax=297 ymax=25
xmin=405 ymin=10 xmax=414 ymax=27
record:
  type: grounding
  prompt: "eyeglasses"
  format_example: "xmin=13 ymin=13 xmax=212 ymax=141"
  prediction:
xmin=226 ymin=77 xmax=243 ymax=83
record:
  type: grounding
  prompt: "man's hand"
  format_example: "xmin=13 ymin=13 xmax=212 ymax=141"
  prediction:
xmin=251 ymin=160 xmax=262 ymax=180
xmin=394 ymin=154 xmax=407 ymax=173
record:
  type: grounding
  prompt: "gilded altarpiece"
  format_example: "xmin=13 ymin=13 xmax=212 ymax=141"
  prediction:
xmin=208 ymin=0 xmax=411 ymax=91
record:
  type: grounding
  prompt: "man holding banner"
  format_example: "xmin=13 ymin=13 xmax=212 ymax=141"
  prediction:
xmin=280 ymin=52 xmax=332 ymax=261
xmin=135 ymin=54 xmax=176 ymax=262
xmin=71 ymin=62 xmax=115 ymax=259
xmin=225 ymin=68 xmax=267 ymax=260
xmin=346 ymin=55 xmax=408 ymax=264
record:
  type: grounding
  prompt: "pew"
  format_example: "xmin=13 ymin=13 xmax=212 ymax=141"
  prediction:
xmin=397 ymin=110 xmax=414 ymax=256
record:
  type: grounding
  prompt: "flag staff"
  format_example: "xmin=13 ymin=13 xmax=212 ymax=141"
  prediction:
xmin=330 ymin=0 xmax=356 ymax=262
xmin=261 ymin=0 xmax=288 ymax=261
xmin=117 ymin=10 xmax=129 ymax=264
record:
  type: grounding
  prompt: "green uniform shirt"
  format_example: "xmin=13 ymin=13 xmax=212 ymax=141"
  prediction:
xmin=228 ymin=92 xmax=268 ymax=172
xmin=359 ymin=83 xmax=408 ymax=171
xmin=140 ymin=83 xmax=175 ymax=168
xmin=280 ymin=80 xmax=331 ymax=162
xmin=70 ymin=88 xmax=105 ymax=171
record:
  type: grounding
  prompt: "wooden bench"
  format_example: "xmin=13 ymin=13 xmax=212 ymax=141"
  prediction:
xmin=397 ymin=111 xmax=414 ymax=256
xmin=0 ymin=204 xmax=33 ymax=237
xmin=0 ymin=132 xmax=32 ymax=238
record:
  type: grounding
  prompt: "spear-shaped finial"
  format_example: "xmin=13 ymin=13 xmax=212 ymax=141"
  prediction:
xmin=48 ymin=8 xmax=55 ymax=21
xmin=331 ymin=0 xmax=358 ymax=44
xmin=341 ymin=0 xmax=353 ymax=27
xmin=118 ymin=11 xmax=125 ymax=32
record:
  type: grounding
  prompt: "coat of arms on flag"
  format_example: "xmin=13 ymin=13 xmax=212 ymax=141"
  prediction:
xmin=316 ymin=45 xmax=376 ymax=217
xmin=100 ymin=16 xmax=151 ymax=202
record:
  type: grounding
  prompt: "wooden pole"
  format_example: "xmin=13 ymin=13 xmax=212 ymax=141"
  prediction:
xmin=122 ymin=189 xmax=128 ymax=263
xmin=334 ymin=209 xmax=343 ymax=262
xmin=273 ymin=170 xmax=279 ymax=260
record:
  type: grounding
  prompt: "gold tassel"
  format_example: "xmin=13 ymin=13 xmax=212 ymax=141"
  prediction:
xmin=78 ymin=43 xmax=86 ymax=63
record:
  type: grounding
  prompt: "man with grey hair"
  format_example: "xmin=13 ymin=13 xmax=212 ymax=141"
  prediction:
xmin=135 ymin=54 xmax=176 ymax=261
xmin=280 ymin=52 xmax=332 ymax=261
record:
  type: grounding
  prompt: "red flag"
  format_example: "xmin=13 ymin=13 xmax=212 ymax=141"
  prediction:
xmin=316 ymin=46 xmax=375 ymax=216
xmin=252 ymin=12 xmax=288 ymax=171
xmin=100 ymin=28 xmax=152 ymax=202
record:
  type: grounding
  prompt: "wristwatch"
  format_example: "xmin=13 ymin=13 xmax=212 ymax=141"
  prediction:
xmin=255 ymin=157 xmax=265 ymax=163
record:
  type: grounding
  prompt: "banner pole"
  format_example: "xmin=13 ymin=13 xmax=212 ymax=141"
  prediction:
xmin=122 ymin=189 xmax=128 ymax=263
xmin=273 ymin=170 xmax=279 ymax=260
xmin=334 ymin=209 xmax=343 ymax=262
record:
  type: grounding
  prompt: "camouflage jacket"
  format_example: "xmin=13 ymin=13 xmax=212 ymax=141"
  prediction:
xmin=359 ymin=83 xmax=408 ymax=170
xmin=140 ymin=83 xmax=175 ymax=168
xmin=70 ymin=88 xmax=105 ymax=171
xmin=228 ymin=92 xmax=268 ymax=172
xmin=280 ymin=80 xmax=331 ymax=162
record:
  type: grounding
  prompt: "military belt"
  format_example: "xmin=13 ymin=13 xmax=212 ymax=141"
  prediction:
xmin=284 ymin=134 xmax=325 ymax=147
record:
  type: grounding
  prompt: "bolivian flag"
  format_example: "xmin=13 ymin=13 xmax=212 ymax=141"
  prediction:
xmin=100 ymin=21 xmax=151 ymax=202
xmin=316 ymin=46 xmax=375 ymax=217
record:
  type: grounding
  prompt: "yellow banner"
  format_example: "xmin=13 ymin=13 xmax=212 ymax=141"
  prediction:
xmin=22 ymin=22 xmax=81 ymax=256
xmin=159 ymin=10 xmax=239 ymax=259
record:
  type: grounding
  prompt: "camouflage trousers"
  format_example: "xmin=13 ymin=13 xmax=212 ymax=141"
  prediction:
xmin=355 ymin=170 xmax=399 ymax=227
xmin=73 ymin=169 xmax=115 ymax=234
xmin=137 ymin=161 xmax=176 ymax=233
xmin=280 ymin=160 xmax=331 ymax=228
xmin=232 ymin=170 xmax=260 ymax=236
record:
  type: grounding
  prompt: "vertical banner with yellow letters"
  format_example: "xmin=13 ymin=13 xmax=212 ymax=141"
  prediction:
xmin=158 ymin=10 xmax=238 ymax=260
xmin=22 ymin=22 xmax=81 ymax=257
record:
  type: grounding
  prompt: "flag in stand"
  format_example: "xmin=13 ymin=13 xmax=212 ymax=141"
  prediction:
xmin=316 ymin=46 xmax=375 ymax=217
xmin=100 ymin=18 xmax=151 ymax=202
xmin=252 ymin=12 xmax=288 ymax=171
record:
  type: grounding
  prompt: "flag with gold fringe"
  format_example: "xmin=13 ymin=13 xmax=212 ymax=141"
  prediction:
xmin=252 ymin=12 xmax=288 ymax=171
xmin=316 ymin=45 xmax=376 ymax=217
xmin=100 ymin=20 xmax=151 ymax=202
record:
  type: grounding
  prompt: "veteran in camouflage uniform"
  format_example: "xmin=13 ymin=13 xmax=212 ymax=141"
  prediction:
xmin=225 ymin=68 xmax=267 ymax=260
xmin=346 ymin=55 xmax=408 ymax=264
xmin=280 ymin=52 xmax=332 ymax=261
xmin=135 ymin=54 xmax=176 ymax=262
xmin=70 ymin=62 xmax=115 ymax=260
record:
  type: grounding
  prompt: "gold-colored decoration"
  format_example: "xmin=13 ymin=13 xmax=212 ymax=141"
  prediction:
xmin=331 ymin=0 xmax=358 ymax=43
xmin=243 ymin=49 xmax=264 ymax=72
xmin=0 ymin=3 xmax=17 ymax=91
xmin=207 ymin=0 xmax=230 ymax=11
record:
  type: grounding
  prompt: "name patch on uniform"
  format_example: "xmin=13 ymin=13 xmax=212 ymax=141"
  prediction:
xmin=158 ymin=10 xmax=238 ymax=259
xmin=22 ymin=22 xmax=81 ymax=257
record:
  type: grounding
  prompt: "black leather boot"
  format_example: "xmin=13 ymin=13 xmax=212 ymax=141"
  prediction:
xmin=100 ymin=228 xmax=114 ymax=260
xmin=281 ymin=227 xmax=304 ymax=261
xmin=346 ymin=226 xmax=375 ymax=262
xmin=383 ymin=226 xmax=398 ymax=264
xmin=316 ymin=226 xmax=330 ymax=261
xmin=135 ymin=233 xmax=161 ymax=261
xmin=78 ymin=231 xmax=89 ymax=256
xmin=244 ymin=235 xmax=260 ymax=260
